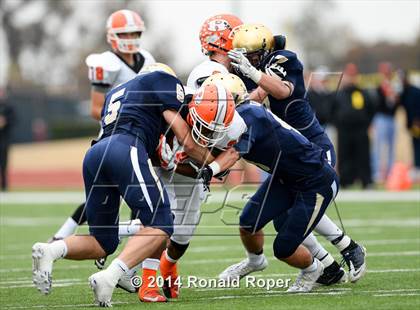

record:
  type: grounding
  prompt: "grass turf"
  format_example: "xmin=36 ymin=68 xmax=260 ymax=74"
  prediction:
xmin=0 ymin=197 xmax=419 ymax=309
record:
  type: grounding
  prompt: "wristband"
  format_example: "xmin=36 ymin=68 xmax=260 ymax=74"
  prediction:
xmin=250 ymin=68 xmax=262 ymax=84
xmin=209 ymin=161 xmax=221 ymax=176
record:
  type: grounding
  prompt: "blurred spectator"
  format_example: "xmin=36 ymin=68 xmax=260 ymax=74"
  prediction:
xmin=372 ymin=62 xmax=398 ymax=183
xmin=0 ymin=89 xmax=15 ymax=191
xmin=307 ymin=66 xmax=333 ymax=127
xmin=331 ymin=63 xmax=375 ymax=188
xmin=399 ymin=70 xmax=420 ymax=181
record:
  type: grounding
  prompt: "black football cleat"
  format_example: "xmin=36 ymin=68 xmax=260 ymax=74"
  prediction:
xmin=316 ymin=263 xmax=347 ymax=286
xmin=341 ymin=243 xmax=367 ymax=283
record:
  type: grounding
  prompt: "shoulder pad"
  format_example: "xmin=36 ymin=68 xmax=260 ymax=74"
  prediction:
xmin=139 ymin=49 xmax=156 ymax=66
xmin=187 ymin=60 xmax=228 ymax=91
xmin=85 ymin=51 xmax=121 ymax=85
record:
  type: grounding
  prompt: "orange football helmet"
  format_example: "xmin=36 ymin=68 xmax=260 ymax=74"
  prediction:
xmin=188 ymin=84 xmax=235 ymax=147
xmin=106 ymin=9 xmax=145 ymax=54
xmin=199 ymin=14 xmax=243 ymax=55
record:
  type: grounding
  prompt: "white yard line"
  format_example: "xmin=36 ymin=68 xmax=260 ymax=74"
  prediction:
xmin=1 ymin=190 xmax=419 ymax=204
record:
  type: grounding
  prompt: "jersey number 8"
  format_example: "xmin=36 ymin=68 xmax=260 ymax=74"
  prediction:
xmin=104 ymin=88 xmax=125 ymax=125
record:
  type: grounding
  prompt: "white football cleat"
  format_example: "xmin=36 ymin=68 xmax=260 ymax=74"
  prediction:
xmin=116 ymin=271 xmax=137 ymax=293
xmin=32 ymin=243 xmax=54 ymax=295
xmin=287 ymin=258 xmax=324 ymax=293
xmin=219 ymin=256 xmax=268 ymax=282
xmin=89 ymin=271 xmax=117 ymax=307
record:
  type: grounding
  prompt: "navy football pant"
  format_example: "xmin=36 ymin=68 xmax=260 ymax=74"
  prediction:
xmin=240 ymin=166 xmax=339 ymax=258
xmin=83 ymin=134 xmax=173 ymax=255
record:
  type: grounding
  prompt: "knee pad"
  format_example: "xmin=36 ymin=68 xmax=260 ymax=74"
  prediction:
xmin=273 ymin=235 xmax=297 ymax=259
xmin=94 ymin=234 xmax=119 ymax=256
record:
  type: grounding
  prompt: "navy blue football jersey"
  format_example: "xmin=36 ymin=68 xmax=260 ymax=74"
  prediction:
xmin=235 ymin=102 xmax=326 ymax=190
xmin=101 ymin=71 xmax=185 ymax=155
xmin=240 ymin=50 xmax=325 ymax=141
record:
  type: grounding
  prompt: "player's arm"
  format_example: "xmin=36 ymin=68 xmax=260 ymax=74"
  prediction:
xmin=90 ymin=87 xmax=107 ymax=120
xmin=85 ymin=53 xmax=120 ymax=121
xmin=251 ymin=74 xmax=294 ymax=100
xmin=163 ymin=109 xmax=214 ymax=164
xmin=228 ymin=50 xmax=294 ymax=100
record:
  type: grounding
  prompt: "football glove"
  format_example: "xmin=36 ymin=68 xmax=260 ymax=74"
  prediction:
xmin=228 ymin=49 xmax=262 ymax=83
xmin=157 ymin=135 xmax=176 ymax=171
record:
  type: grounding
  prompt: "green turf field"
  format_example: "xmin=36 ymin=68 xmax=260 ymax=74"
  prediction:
xmin=1 ymin=194 xmax=419 ymax=309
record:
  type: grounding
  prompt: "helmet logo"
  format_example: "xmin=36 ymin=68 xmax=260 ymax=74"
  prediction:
xmin=207 ymin=19 xmax=230 ymax=31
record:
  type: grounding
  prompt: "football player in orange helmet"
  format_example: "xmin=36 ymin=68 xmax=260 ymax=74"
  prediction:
xmin=158 ymin=83 xmax=243 ymax=300
xmin=187 ymin=14 xmax=243 ymax=90
xmin=88 ymin=9 xmax=155 ymax=120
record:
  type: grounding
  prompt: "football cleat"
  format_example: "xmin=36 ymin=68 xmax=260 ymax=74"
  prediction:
xmin=138 ymin=271 xmax=167 ymax=303
xmin=116 ymin=271 xmax=138 ymax=293
xmin=219 ymin=256 xmax=268 ymax=282
xmin=160 ymin=251 xmax=180 ymax=299
xmin=95 ymin=257 xmax=107 ymax=270
xmin=315 ymin=264 xmax=347 ymax=286
xmin=341 ymin=244 xmax=367 ymax=283
xmin=89 ymin=271 xmax=116 ymax=307
xmin=32 ymin=243 xmax=54 ymax=295
xmin=47 ymin=236 xmax=62 ymax=244
xmin=162 ymin=275 xmax=180 ymax=299
xmin=138 ymin=287 xmax=167 ymax=303
xmin=287 ymin=258 xmax=324 ymax=293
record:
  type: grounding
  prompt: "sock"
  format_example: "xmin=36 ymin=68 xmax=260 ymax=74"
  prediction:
xmin=318 ymin=253 xmax=335 ymax=267
xmin=160 ymin=250 xmax=177 ymax=277
xmin=54 ymin=218 xmax=78 ymax=239
xmin=142 ymin=258 xmax=160 ymax=271
xmin=332 ymin=234 xmax=352 ymax=252
xmin=127 ymin=262 xmax=142 ymax=277
xmin=118 ymin=219 xmax=142 ymax=238
xmin=340 ymin=239 xmax=358 ymax=253
xmin=303 ymin=258 xmax=317 ymax=273
xmin=302 ymin=233 xmax=333 ymax=267
xmin=49 ymin=240 xmax=68 ymax=260
xmin=141 ymin=259 xmax=160 ymax=291
xmin=314 ymin=215 xmax=343 ymax=242
xmin=247 ymin=251 xmax=264 ymax=266
xmin=107 ymin=258 xmax=129 ymax=285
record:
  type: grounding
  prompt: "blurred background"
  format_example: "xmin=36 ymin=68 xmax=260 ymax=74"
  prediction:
xmin=0 ymin=0 xmax=419 ymax=191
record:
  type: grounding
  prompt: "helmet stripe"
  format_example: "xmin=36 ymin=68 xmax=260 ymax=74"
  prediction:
xmin=214 ymin=84 xmax=227 ymax=125
xmin=122 ymin=10 xmax=135 ymax=27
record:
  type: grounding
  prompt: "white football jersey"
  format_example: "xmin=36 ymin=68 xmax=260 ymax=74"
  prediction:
xmin=187 ymin=60 xmax=229 ymax=91
xmin=215 ymin=110 xmax=247 ymax=150
xmin=85 ymin=49 xmax=155 ymax=90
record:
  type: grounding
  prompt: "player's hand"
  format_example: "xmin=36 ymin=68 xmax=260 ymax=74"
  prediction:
xmin=157 ymin=134 xmax=176 ymax=171
xmin=197 ymin=165 xmax=213 ymax=191
xmin=172 ymin=137 xmax=189 ymax=164
xmin=228 ymin=49 xmax=262 ymax=83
